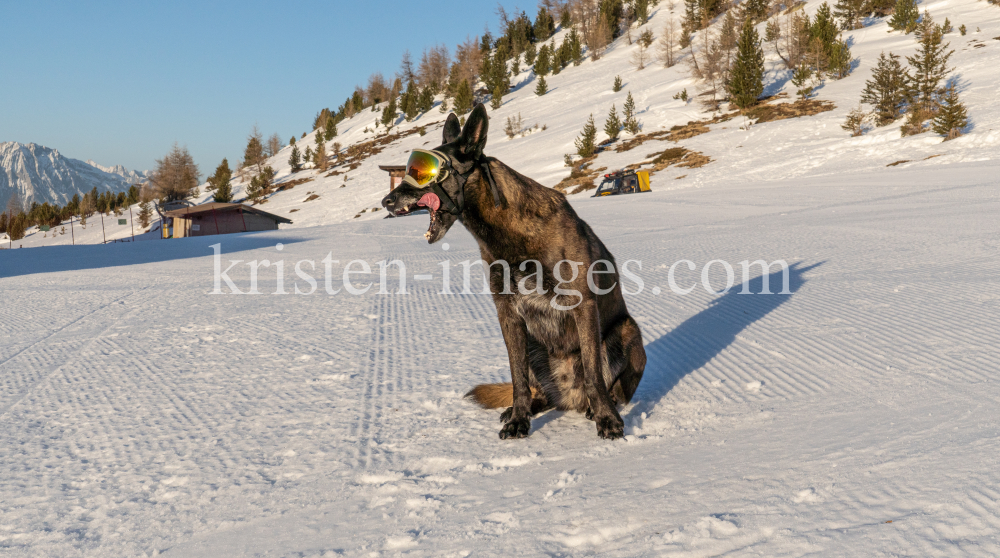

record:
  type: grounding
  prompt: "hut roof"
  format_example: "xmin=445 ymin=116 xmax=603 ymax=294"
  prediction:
xmin=162 ymin=202 xmax=292 ymax=224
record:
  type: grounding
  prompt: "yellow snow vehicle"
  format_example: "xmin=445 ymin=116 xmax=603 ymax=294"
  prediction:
xmin=593 ymin=170 xmax=651 ymax=197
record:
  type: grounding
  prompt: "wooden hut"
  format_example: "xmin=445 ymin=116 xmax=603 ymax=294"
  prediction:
xmin=378 ymin=165 xmax=406 ymax=192
xmin=162 ymin=203 xmax=292 ymax=238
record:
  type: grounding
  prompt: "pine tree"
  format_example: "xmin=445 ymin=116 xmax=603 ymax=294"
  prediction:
xmin=906 ymin=14 xmax=954 ymax=115
xmin=623 ymin=91 xmax=640 ymax=133
xmin=491 ymin=84 xmax=505 ymax=110
xmin=635 ymin=0 xmax=650 ymax=23
xmin=245 ymin=175 xmax=264 ymax=204
xmin=8 ymin=213 xmax=26 ymax=241
xmin=841 ymin=105 xmax=870 ymax=135
xmin=525 ymin=41 xmax=537 ymax=65
xmin=243 ymin=127 xmax=266 ymax=176
xmin=575 ymin=114 xmax=598 ymax=158
xmin=889 ymin=0 xmax=919 ymax=33
xmin=289 ymin=136 xmax=296 ymax=146
xmin=560 ymin=6 xmax=572 ymax=28
xmin=313 ymin=142 xmax=328 ymax=172
xmin=534 ymin=44 xmax=551 ymax=76
xmin=861 ymin=52 xmax=908 ymax=125
xmin=454 ymin=79 xmax=474 ymax=114
xmin=381 ymin=95 xmax=398 ymax=129
xmin=792 ymin=63 xmax=814 ymax=98
xmin=138 ymin=200 xmax=153 ymax=228
xmin=534 ymin=6 xmax=555 ymax=41
xmin=932 ymin=84 xmax=968 ymax=140
xmin=418 ymin=86 xmax=434 ymax=113
xmin=214 ymin=175 xmax=233 ymax=203
xmin=728 ymin=18 xmax=765 ymax=110
xmin=403 ymin=81 xmax=419 ymax=121
xmin=288 ymin=146 xmax=302 ymax=172
xmin=551 ymin=44 xmax=563 ymax=75
xmin=744 ymin=0 xmax=769 ymax=23
xmin=811 ymin=2 xmax=839 ymax=55
xmin=535 ymin=75 xmax=548 ymax=96
xmin=834 ymin=0 xmax=864 ymax=30
xmin=828 ymin=37 xmax=853 ymax=78
xmin=569 ymin=28 xmax=584 ymax=66
xmin=613 ymin=75 xmax=623 ymax=92
xmin=604 ymin=104 xmax=622 ymax=141
xmin=304 ymin=145 xmax=312 ymax=162
xmin=206 ymin=158 xmax=231 ymax=192
xmin=325 ymin=119 xmax=338 ymax=141
xmin=485 ymin=42 xmax=511 ymax=94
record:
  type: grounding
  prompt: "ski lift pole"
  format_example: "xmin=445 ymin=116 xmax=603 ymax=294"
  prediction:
xmin=129 ymin=206 xmax=135 ymax=241
xmin=101 ymin=212 xmax=106 ymax=244
xmin=70 ymin=215 xmax=75 ymax=245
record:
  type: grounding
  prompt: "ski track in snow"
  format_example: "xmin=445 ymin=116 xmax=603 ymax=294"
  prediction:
xmin=1 ymin=160 xmax=1000 ymax=556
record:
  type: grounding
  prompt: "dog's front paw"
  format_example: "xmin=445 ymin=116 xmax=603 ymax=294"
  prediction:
xmin=499 ymin=416 xmax=531 ymax=439
xmin=595 ymin=415 xmax=624 ymax=440
xmin=500 ymin=407 xmax=513 ymax=423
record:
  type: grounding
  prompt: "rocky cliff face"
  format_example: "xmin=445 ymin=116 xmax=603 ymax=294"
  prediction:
xmin=0 ymin=142 xmax=143 ymax=209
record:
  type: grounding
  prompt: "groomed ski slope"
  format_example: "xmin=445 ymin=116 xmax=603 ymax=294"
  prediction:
xmin=2 ymin=158 xmax=1000 ymax=556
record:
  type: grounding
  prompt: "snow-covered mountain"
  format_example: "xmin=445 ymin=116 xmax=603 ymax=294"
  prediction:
xmin=0 ymin=142 xmax=145 ymax=210
xmin=85 ymin=160 xmax=148 ymax=185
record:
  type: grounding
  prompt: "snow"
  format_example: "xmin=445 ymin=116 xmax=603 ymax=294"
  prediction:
xmin=2 ymin=0 xmax=1000 ymax=555
xmin=2 ymin=159 xmax=1000 ymax=556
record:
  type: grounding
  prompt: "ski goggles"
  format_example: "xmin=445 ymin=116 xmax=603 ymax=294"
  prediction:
xmin=402 ymin=149 xmax=453 ymax=188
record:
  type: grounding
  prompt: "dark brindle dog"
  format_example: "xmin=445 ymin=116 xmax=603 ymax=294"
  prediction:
xmin=381 ymin=105 xmax=646 ymax=440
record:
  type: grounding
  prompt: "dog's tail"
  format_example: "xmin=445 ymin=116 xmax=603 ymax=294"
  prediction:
xmin=466 ymin=383 xmax=541 ymax=409
xmin=466 ymin=383 xmax=514 ymax=408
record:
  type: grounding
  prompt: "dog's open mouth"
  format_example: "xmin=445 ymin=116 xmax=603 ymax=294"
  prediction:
xmin=394 ymin=192 xmax=444 ymax=242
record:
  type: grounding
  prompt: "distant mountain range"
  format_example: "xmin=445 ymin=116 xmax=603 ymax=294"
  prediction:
xmin=0 ymin=142 xmax=148 ymax=210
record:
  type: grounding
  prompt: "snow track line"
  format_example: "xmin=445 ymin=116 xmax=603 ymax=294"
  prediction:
xmin=349 ymin=285 xmax=505 ymax=470
xmin=0 ymin=286 xmax=153 ymax=420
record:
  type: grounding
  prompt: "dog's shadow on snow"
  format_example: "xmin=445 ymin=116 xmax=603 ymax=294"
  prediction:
xmin=630 ymin=261 xmax=824 ymax=411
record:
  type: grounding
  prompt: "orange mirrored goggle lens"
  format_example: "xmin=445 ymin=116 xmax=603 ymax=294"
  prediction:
xmin=405 ymin=151 xmax=442 ymax=186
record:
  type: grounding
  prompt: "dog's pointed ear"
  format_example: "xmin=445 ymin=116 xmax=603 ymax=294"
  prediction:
xmin=459 ymin=104 xmax=489 ymax=159
xmin=443 ymin=113 xmax=461 ymax=144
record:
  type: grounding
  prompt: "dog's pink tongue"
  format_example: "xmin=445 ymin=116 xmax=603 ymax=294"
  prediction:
xmin=417 ymin=192 xmax=441 ymax=211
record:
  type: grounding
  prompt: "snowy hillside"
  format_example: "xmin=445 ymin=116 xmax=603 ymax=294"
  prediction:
xmin=2 ymin=161 xmax=999 ymax=556
xmin=192 ymin=0 xmax=1000 ymax=232
xmin=7 ymin=0 xmax=999 ymax=250
xmin=0 ymin=142 xmax=144 ymax=209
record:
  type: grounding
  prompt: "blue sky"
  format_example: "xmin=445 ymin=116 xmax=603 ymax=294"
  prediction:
xmin=0 ymin=0 xmax=524 ymax=174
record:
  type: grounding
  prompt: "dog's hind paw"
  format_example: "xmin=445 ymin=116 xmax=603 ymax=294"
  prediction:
xmin=500 ymin=407 xmax=513 ymax=423
xmin=499 ymin=416 xmax=531 ymax=439
xmin=596 ymin=416 xmax=624 ymax=440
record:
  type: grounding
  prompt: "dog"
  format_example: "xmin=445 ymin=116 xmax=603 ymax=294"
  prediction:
xmin=381 ymin=105 xmax=646 ymax=440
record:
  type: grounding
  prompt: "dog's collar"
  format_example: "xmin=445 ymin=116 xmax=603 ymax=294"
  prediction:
xmin=433 ymin=156 xmax=503 ymax=216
